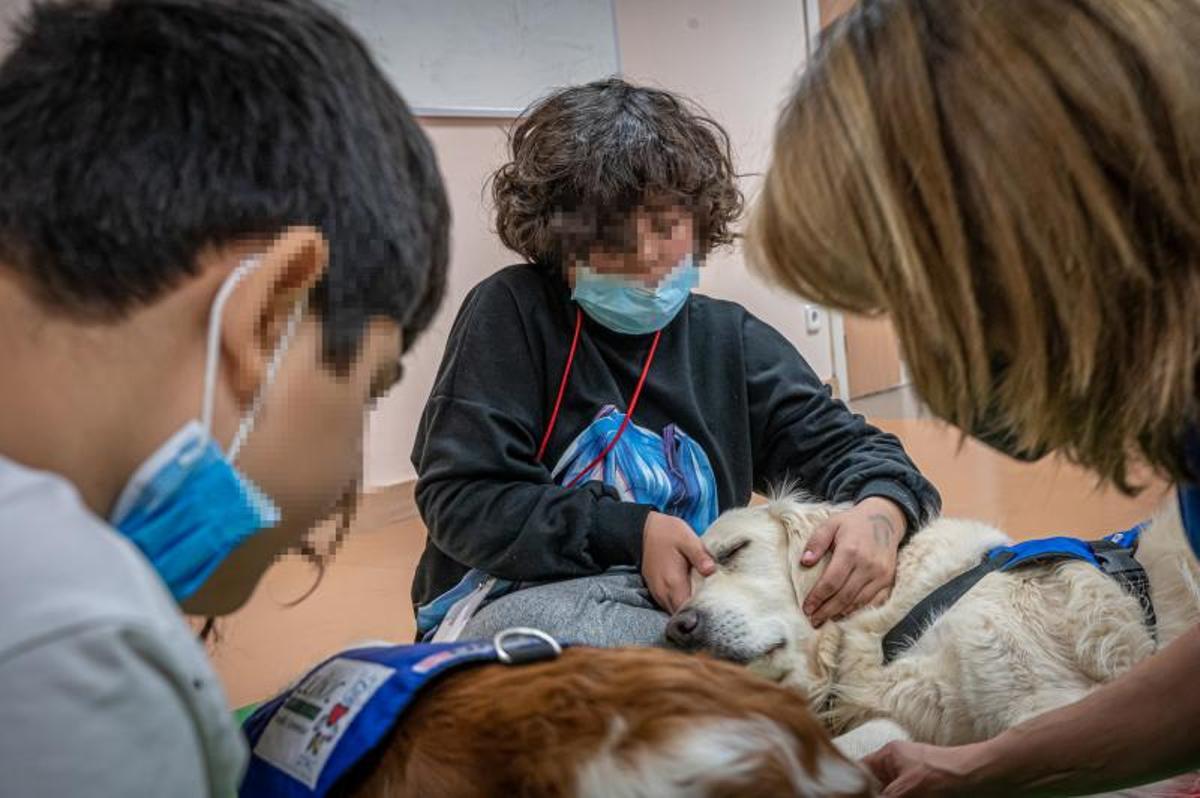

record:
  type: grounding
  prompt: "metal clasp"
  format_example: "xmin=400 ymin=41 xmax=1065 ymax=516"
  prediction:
xmin=493 ymin=627 xmax=563 ymax=665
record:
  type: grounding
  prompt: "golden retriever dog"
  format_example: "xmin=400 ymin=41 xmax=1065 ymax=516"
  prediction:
xmin=251 ymin=645 xmax=877 ymax=797
xmin=667 ymin=494 xmax=1200 ymax=747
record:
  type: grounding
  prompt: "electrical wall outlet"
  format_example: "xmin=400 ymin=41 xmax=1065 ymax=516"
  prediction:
xmin=804 ymin=305 xmax=823 ymax=334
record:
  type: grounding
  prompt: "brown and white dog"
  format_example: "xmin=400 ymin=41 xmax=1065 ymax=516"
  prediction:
xmin=667 ymin=494 xmax=1200 ymax=747
xmin=278 ymin=645 xmax=877 ymax=797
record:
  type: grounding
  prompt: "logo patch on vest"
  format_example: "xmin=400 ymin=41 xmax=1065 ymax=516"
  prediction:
xmin=252 ymin=657 xmax=395 ymax=788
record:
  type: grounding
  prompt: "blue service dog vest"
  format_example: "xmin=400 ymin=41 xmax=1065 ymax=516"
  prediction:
xmin=240 ymin=629 xmax=562 ymax=796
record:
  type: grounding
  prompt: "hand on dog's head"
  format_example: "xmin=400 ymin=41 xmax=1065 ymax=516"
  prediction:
xmin=666 ymin=494 xmax=845 ymax=682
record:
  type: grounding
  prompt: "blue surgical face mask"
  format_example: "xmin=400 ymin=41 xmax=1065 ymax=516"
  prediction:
xmin=109 ymin=258 xmax=302 ymax=602
xmin=572 ymin=255 xmax=698 ymax=335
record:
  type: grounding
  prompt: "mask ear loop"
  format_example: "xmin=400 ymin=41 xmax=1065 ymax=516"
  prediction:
xmin=226 ymin=298 xmax=306 ymax=461
xmin=197 ymin=257 xmax=307 ymax=461
xmin=201 ymin=260 xmax=258 ymax=438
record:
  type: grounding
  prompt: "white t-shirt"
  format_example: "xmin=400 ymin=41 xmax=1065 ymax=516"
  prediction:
xmin=0 ymin=454 xmax=247 ymax=796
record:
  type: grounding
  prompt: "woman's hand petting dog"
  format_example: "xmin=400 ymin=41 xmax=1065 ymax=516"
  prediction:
xmin=643 ymin=511 xmax=715 ymax=613
xmin=801 ymin=497 xmax=907 ymax=626
xmin=864 ymin=740 xmax=996 ymax=798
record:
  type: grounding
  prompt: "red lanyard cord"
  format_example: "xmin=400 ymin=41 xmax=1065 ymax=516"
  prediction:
xmin=564 ymin=328 xmax=660 ymax=487
xmin=535 ymin=308 xmax=584 ymax=462
xmin=536 ymin=308 xmax=663 ymax=490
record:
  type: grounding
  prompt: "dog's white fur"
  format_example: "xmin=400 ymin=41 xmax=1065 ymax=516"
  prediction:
xmin=829 ymin=719 xmax=909 ymax=761
xmin=577 ymin=716 xmax=870 ymax=798
xmin=679 ymin=495 xmax=1200 ymax=746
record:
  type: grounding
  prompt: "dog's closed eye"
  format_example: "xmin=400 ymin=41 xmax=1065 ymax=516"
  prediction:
xmin=716 ymin=539 xmax=750 ymax=567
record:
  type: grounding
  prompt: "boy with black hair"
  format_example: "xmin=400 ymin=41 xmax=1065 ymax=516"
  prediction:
xmin=0 ymin=0 xmax=448 ymax=793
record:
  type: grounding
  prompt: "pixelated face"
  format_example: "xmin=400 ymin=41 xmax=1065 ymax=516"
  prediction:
xmin=182 ymin=317 xmax=403 ymax=615
xmin=577 ymin=205 xmax=696 ymax=287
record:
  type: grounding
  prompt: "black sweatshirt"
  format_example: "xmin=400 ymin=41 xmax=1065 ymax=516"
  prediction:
xmin=410 ymin=265 xmax=941 ymax=609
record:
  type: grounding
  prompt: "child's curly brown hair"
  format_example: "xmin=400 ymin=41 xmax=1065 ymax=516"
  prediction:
xmin=492 ymin=78 xmax=743 ymax=266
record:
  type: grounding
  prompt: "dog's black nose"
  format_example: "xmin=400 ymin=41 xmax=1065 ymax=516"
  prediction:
xmin=666 ymin=607 xmax=705 ymax=649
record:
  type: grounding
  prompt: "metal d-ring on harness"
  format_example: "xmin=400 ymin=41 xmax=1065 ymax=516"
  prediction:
xmin=881 ymin=525 xmax=1157 ymax=666
xmin=494 ymin=627 xmax=563 ymax=664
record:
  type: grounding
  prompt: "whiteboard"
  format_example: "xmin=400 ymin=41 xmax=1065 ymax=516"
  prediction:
xmin=326 ymin=0 xmax=621 ymax=117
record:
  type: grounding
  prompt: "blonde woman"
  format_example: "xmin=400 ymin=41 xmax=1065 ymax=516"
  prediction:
xmin=751 ymin=0 xmax=1200 ymax=795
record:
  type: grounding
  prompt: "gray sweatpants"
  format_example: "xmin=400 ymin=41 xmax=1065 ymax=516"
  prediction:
xmin=458 ymin=568 xmax=669 ymax=647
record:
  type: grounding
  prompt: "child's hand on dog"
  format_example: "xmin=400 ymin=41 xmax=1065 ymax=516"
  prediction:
xmin=642 ymin=512 xmax=715 ymax=613
xmin=802 ymin=497 xmax=907 ymax=627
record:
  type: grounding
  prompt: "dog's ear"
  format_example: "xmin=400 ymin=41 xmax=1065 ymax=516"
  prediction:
xmin=777 ymin=505 xmax=808 ymax=587
xmin=770 ymin=497 xmax=835 ymax=609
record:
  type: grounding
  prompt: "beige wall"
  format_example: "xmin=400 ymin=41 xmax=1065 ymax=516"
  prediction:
xmin=366 ymin=0 xmax=826 ymax=486
xmin=363 ymin=118 xmax=513 ymax=486
xmin=615 ymin=0 xmax=826 ymax=371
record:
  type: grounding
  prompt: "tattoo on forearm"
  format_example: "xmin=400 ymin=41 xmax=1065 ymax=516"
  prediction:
xmin=870 ymin=514 xmax=896 ymax=547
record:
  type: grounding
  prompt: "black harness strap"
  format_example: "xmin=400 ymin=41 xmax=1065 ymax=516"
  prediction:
xmin=881 ymin=540 xmax=1156 ymax=666
xmin=881 ymin=550 xmax=1014 ymax=666
xmin=1090 ymin=539 xmax=1158 ymax=634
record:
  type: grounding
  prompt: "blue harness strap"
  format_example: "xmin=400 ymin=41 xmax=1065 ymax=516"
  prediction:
xmin=1179 ymin=482 xmax=1200 ymax=563
xmin=881 ymin=527 xmax=1155 ymax=665
xmin=984 ymin=535 xmax=1101 ymax=569
xmin=239 ymin=629 xmax=563 ymax=797
xmin=1182 ymin=427 xmax=1200 ymax=562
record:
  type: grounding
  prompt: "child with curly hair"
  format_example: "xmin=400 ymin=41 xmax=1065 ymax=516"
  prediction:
xmin=411 ymin=79 xmax=939 ymax=646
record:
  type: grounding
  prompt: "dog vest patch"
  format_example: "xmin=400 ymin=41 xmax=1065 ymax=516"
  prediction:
xmin=239 ymin=629 xmax=562 ymax=797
